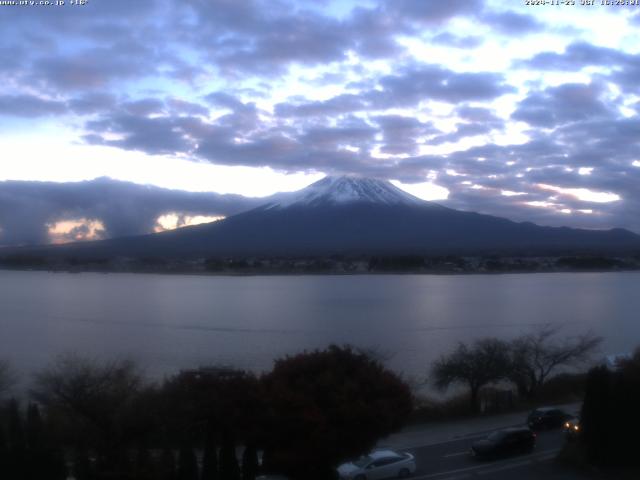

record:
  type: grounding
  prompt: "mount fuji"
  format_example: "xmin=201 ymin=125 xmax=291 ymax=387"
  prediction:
xmin=7 ymin=176 xmax=640 ymax=258
xmin=262 ymin=175 xmax=425 ymax=208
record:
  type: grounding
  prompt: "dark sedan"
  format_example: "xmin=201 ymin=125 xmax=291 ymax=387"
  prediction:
xmin=527 ymin=407 xmax=573 ymax=430
xmin=471 ymin=427 xmax=536 ymax=459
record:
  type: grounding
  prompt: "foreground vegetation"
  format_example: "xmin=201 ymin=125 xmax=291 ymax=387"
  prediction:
xmin=554 ymin=349 xmax=640 ymax=478
xmin=580 ymin=349 xmax=640 ymax=468
xmin=0 ymin=327 xmax=614 ymax=479
xmin=430 ymin=326 xmax=601 ymax=413
xmin=0 ymin=346 xmax=412 ymax=480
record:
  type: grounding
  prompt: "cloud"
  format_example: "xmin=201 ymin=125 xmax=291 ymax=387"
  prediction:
xmin=481 ymin=11 xmax=543 ymax=35
xmin=374 ymin=115 xmax=440 ymax=154
xmin=68 ymin=93 xmax=118 ymax=115
xmin=300 ymin=120 xmax=377 ymax=148
xmin=176 ymin=0 xmax=486 ymax=76
xmin=430 ymin=123 xmax=498 ymax=146
xmin=521 ymin=41 xmax=640 ymax=94
xmin=80 ymin=72 xmax=510 ymax=173
xmin=181 ymin=1 xmax=355 ymax=76
xmin=523 ymin=42 xmax=625 ymax=71
xmin=371 ymin=65 xmax=515 ymax=107
xmin=275 ymin=65 xmax=514 ymax=120
xmin=85 ymin=114 xmax=196 ymax=155
xmin=205 ymin=92 xmax=248 ymax=111
xmin=385 ymin=104 xmax=640 ymax=233
xmin=347 ymin=6 xmax=405 ymax=58
xmin=32 ymin=46 xmax=158 ymax=91
xmin=512 ymin=83 xmax=613 ymax=127
xmin=0 ymin=178 xmax=261 ymax=246
xmin=455 ymin=106 xmax=503 ymax=123
xmin=166 ymin=98 xmax=211 ymax=116
xmin=0 ymin=46 xmax=24 ymax=73
xmin=387 ymin=0 xmax=484 ymax=24
xmin=431 ymin=32 xmax=483 ymax=49
xmin=0 ymin=95 xmax=67 ymax=118
xmin=275 ymin=94 xmax=369 ymax=118
xmin=0 ymin=0 xmax=167 ymax=97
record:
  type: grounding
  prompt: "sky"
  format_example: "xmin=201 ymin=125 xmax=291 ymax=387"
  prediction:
xmin=0 ymin=0 xmax=639 ymax=245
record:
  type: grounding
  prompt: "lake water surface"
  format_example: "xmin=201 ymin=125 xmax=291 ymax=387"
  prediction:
xmin=1 ymin=270 xmax=639 ymax=382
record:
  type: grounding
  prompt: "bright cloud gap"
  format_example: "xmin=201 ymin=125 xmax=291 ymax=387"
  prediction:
xmin=154 ymin=213 xmax=226 ymax=233
xmin=47 ymin=219 xmax=106 ymax=244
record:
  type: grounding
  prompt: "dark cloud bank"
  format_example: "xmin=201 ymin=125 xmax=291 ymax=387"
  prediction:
xmin=0 ymin=178 xmax=261 ymax=246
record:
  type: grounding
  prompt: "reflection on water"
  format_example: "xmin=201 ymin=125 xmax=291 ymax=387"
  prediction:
xmin=1 ymin=270 xmax=639 ymax=381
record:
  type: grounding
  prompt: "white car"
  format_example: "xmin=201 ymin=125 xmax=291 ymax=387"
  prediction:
xmin=337 ymin=449 xmax=416 ymax=479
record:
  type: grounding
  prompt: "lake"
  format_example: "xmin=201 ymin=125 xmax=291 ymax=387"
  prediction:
xmin=1 ymin=270 xmax=639 ymax=384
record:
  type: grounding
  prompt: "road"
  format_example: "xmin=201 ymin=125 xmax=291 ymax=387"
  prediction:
xmin=403 ymin=428 xmax=588 ymax=480
xmin=372 ymin=403 xmax=587 ymax=479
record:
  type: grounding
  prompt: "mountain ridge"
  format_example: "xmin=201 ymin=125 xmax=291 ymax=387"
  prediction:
xmin=1 ymin=176 xmax=639 ymax=259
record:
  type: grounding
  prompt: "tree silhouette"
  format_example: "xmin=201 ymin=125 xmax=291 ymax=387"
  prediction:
xmin=508 ymin=326 xmax=602 ymax=398
xmin=201 ymin=426 xmax=219 ymax=480
xmin=219 ymin=430 xmax=240 ymax=480
xmin=581 ymin=349 xmax=640 ymax=466
xmin=431 ymin=338 xmax=511 ymax=413
xmin=134 ymin=446 xmax=155 ymax=480
xmin=72 ymin=446 xmax=94 ymax=480
xmin=31 ymin=354 xmax=148 ymax=478
xmin=161 ymin=366 xmax=264 ymax=480
xmin=158 ymin=448 xmax=177 ymax=480
xmin=0 ymin=427 xmax=8 ymax=476
xmin=0 ymin=360 xmax=16 ymax=399
xmin=241 ymin=443 xmax=259 ymax=480
xmin=7 ymin=399 xmax=26 ymax=479
xmin=178 ymin=445 xmax=198 ymax=480
xmin=25 ymin=402 xmax=64 ymax=480
xmin=262 ymin=345 xmax=413 ymax=480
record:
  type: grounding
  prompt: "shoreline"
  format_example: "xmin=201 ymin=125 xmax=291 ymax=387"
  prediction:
xmin=1 ymin=264 xmax=639 ymax=277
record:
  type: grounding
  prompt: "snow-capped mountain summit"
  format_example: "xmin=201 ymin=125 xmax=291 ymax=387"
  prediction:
xmin=263 ymin=175 xmax=426 ymax=209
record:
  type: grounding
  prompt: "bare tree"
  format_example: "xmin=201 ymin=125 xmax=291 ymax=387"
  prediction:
xmin=31 ymin=353 xmax=148 ymax=466
xmin=508 ymin=326 xmax=602 ymax=399
xmin=431 ymin=338 xmax=511 ymax=413
xmin=32 ymin=353 xmax=143 ymax=418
